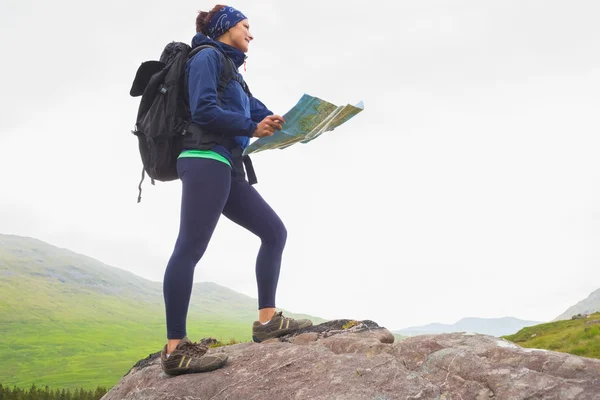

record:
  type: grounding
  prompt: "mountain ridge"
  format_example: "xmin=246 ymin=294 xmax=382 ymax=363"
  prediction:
xmin=554 ymin=288 xmax=600 ymax=321
xmin=0 ymin=233 xmax=318 ymax=322
xmin=394 ymin=316 xmax=543 ymax=337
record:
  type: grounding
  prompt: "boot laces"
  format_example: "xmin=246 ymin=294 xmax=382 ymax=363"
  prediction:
xmin=180 ymin=341 xmax=208 ymax=358
xmin=275 ymin=311 xmax=293 ymax=322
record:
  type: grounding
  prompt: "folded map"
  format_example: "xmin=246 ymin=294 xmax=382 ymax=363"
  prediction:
xmin=243 ymin=94 xmax=364 ymax=156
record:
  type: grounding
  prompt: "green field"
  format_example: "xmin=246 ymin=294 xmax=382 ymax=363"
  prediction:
xmin=2 ymin=319 xmax=251 ymax=390
xmin=502 ymin=312 xmax=600 ymax=359
xmin=0 ymin=234 xmax=323 ymax=391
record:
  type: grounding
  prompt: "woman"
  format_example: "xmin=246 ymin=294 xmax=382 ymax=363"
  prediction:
xmin=160 ymin=5 xmax=312 ymax=376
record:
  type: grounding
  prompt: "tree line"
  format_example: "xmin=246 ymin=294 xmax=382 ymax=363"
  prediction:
xmin=0 ymin=384 xmax=108 ymax=400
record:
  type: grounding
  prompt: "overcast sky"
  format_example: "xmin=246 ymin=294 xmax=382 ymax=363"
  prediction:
xmin=1 ymin=0 xmax=599 ymax=330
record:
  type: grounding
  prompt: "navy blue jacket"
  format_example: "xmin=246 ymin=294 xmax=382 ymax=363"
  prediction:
xmin=185 ymin=33 xmax=273 ymax=158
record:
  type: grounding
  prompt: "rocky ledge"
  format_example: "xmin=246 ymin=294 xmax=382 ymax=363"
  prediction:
xmin=102 ymin=319 xmax=600 ymax=399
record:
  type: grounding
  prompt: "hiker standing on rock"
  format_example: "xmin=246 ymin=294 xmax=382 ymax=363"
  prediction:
xmin=160 ymin=5 xmax=312 ymax=375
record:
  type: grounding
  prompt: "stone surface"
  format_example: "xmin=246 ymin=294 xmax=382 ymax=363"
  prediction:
xmin=103 ymin=320 xmax=600 ymax=400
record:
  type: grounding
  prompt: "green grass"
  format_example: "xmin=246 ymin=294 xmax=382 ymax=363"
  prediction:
xmin=1 ymin=319 xmax=252 ymax=390
xmin=502 ymin=312 xmax=600 ymax=359
xmin=393 ymin=334 xmax=407 ymax=342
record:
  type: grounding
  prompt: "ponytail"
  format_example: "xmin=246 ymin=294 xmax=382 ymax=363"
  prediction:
xmin=196 ymin=4 xmax=227 ymax=34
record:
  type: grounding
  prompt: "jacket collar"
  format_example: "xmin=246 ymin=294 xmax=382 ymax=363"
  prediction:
xmin=191 ymin=33 xmax=247 ymax=68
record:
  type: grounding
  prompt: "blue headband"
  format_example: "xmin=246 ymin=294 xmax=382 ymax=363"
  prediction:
xmin=206 ymin=6 xmax=247 ymax=39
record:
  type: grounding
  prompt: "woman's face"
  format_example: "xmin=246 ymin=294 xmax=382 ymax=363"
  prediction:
xmin=225 ymin=19 xmax=253 ymax=53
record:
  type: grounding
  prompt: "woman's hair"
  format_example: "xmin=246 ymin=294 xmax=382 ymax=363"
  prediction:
xmin=196 ymin=4 xmax=227 ymax=34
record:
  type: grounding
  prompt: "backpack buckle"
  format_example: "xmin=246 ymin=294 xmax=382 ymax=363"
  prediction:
xmin=176 ymin=120 xmax=191 ymax=135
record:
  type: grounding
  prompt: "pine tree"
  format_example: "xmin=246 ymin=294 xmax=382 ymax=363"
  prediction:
xmin=93 ymin=387 xmax=107 ymax=400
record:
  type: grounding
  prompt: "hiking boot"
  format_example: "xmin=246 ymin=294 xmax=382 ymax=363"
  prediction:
xmin=160 ymin=336 xmax=228 ymax=375
xmin=252 ymin=311 xmax=313 ymax=343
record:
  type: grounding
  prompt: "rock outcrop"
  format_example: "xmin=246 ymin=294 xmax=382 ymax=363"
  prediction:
xmin=103 ymin=319 xmax=600 ymax=400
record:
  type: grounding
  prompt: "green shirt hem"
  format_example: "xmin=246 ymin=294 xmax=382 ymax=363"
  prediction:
xmin=178 ymin=150 xmax=232 ymax=168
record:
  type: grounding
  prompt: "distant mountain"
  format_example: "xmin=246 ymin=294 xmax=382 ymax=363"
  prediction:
xmin=553 ymin=288 xmax=600 ymax=321
xmin=0 ymin=233 xmax=323 ymax=390
xmin=394 ymin=317 xmax=543 ymax=337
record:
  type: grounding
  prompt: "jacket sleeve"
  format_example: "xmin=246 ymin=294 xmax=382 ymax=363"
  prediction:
xmin=250 ymin=96 xmax=273 ymax=123
xmin=187 ymin=48 xmax=257 ymax=138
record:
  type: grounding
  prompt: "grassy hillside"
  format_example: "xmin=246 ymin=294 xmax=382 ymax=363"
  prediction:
xmin=0 ymin=234 xmax=324 ymax=390
xmin=502 ymin=312 xmax=600 ymax=360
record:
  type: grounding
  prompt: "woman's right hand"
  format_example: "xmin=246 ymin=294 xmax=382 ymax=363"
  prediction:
xmin=253 ymin=115 xmax=285 ymax=138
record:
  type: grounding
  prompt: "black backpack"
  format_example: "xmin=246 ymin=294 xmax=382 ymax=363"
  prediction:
xmin=129 ymin=41 xmax=251 ymax=202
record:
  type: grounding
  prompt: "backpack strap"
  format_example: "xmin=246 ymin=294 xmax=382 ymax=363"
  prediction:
xmin=183 ymin=45 xmax=251 ymax=150
xmin=182 ymin=45 xmax=258 ymax=185
xmin=220 ymin=56 xmax=252 ymax=98
xmin=186 ymin=44 xmax=251 ymax=102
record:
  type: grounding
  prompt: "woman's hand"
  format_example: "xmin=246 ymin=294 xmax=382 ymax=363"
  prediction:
xmin=253 ymin=115 xmax=285 ymax=138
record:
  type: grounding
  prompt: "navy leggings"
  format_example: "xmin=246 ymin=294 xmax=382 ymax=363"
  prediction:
xmin=163 ymin=157 xmax=287 ymax=339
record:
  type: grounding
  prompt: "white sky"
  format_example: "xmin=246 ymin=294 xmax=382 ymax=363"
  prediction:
xmin=1 ymin=0 xmax=599 ymax=330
